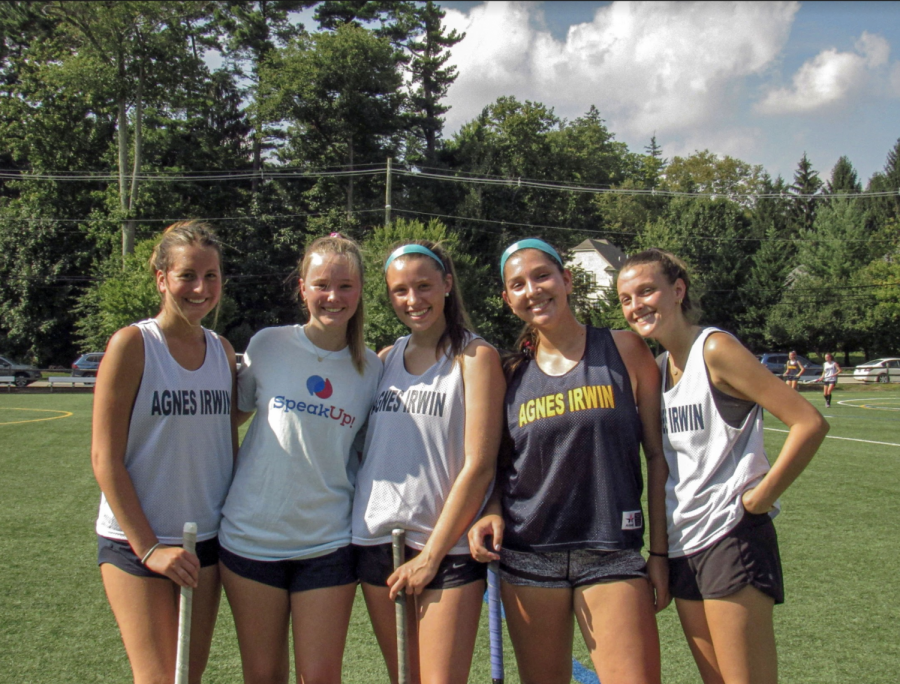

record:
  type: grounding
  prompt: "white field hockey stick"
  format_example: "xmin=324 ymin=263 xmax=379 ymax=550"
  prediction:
xmin=487 ymin=560 xmax=504 ymax=684
xmin=174 ymin=522 xmax=197 ymax=684
xmin=392 ymin=529 xmax=410 ymax=684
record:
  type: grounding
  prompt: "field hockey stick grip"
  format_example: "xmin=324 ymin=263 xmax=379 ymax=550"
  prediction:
xmin=392 ymin=529 xmax=410 ymax=684
xmin=488 ymin=560 xmax=504 ymax=683
xmin=174 ymin=522 xmax=197 ymax=684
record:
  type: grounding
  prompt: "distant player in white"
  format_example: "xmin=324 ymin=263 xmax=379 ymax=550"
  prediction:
xmin=92 ymin=221 xmax=237 ymax=684
xmin=352 ymin=242 xmax=504 ymax=684
xmin=816 ymin=354 xmax=842 ymax=408
xmin=618 ymin=249 xmax=828 ymax=684
xmin=219 ymin=234 xmax=381 ymax=684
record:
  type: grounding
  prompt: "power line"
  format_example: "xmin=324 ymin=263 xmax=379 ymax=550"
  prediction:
xmin=392 ymin=208 xmax=898 ymax=244
xmin=0 ymin=168 xmax=383 ymax=182
xmin=396 ymin=167 xmax=900 ymax=201
xmin=0 ymin=208 xmax=384 ymax=228
xmin=3 ymin=161 xmax=899 ymax=201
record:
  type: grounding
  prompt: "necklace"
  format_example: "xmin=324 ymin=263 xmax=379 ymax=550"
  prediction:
xmin=304 ymin=325 xmax=339 ymax=362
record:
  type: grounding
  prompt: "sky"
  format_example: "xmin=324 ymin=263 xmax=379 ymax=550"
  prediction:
xmin=426 ymin=1 xmax=900 ymax=185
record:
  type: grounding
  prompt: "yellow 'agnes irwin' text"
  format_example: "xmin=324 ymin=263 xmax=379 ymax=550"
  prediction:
xmin=518 ymin=385 xmax=615 ymax=427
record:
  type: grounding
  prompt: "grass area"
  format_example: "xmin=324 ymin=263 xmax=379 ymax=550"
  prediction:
xmin=1 ymin=388 xmax=898 ymax=682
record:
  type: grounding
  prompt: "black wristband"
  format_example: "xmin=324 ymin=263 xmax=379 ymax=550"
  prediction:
xmin=648 ymin=551 xmax=668 ymax=558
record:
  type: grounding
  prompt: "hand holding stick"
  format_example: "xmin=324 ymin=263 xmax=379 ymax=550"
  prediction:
xmin=174 ymin=522 xmax=197 ymax=684
xmin=392 ymin=528 xmax=410 ymax=684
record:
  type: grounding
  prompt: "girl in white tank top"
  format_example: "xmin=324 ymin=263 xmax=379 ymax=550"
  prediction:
xmin=617 ymin=248 xmax=828 ymax=684
xmin=92 ymin=222 xmax=237 ymax=684
xmin=353 ymin=242 xmax=505 ymax=684
xmin=816 ymin=353 xmax=842 ymax=407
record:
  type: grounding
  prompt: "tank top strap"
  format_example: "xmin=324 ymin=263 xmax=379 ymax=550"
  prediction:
xmin=202 ymin=326 xmax=228 ymax=370
xmin=382 ymin=336 xmax=410 ymax=375
xmin=585 ymin=326 xmax=636 ymax=409
xmin=133 ymin=319 xmax=172 ymax=373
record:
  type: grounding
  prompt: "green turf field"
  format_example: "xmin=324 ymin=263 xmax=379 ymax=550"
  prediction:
xmin=1 ymin=385 xmax=897 ymax=683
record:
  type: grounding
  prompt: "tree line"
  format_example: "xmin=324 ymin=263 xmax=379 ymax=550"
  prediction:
xmin=1 ymin=0 xmax=898 ymax=366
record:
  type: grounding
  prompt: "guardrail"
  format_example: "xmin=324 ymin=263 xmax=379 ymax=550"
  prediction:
xmin=47 ymin=376 xmax=97 ymax=392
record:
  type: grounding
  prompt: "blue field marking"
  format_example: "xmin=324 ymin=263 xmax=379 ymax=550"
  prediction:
xmin=482 ymin=591 xmax=601 ymax=683
xmin=572 ymin=658 xmax=601 ymax=684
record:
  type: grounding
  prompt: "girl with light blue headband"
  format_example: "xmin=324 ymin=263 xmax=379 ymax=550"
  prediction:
xmin=470 ymin=237 xmax=668 ymax=684
xmin=499 ymin=238 xmax=563 ymax=278
xmin=352 ymin=240 xmax=506 ymax=684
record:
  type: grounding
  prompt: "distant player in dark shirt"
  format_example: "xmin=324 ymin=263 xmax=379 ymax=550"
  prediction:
xmin=783 ymin=351 xmax=806 ymax=389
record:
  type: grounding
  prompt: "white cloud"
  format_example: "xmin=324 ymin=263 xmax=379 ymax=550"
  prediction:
xmin=442 ymin=1 xmax=799 ymax=138
xmin=756 ymin=31 xmax=891 ymax=114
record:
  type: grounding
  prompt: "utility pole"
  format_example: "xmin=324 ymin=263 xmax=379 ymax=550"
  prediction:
xmin=385 ymin=157 xmax=392 ymax=226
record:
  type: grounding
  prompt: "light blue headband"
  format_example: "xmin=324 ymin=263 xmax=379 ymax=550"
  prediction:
xmin=500 ymin=239 xmax=563 ymax=278
xmin=384 ymin=244 xmax=445 ymax=273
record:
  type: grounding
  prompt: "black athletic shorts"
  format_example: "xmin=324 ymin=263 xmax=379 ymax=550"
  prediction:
xmin=499 ymin=547 xmax=647 ymax=589
xmin=97 ymin=535 xmax=220 ymax=579
xmin=218 ymin=544 xmax=356 ymax=593
xmin=355 ymin=543 xmax=486 ymax=590
xmin=669 ymin=510 xmax=784 ymax=604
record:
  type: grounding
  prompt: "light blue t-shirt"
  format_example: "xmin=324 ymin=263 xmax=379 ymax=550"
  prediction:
xmin=219 ymin=325 xmax=381 ymax=561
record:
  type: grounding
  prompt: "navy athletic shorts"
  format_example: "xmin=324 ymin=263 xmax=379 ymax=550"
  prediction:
xmin=218 ymin=544 xmax=356 ymax=593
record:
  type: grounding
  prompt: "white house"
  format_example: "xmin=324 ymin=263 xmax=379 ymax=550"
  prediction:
xmin=567 ymin=239 xmax=627 ymax=301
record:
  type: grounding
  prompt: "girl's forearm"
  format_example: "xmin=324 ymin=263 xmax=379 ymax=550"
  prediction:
xmin=93 ymin=457 xmax=159 ymax=558
xmin=419 ymin=462 xmax=496 ymax=566
xmin=746 ymin=415 xmax=828 ymax=511
xmin=645 ymin=450 xmax=669 ymax=554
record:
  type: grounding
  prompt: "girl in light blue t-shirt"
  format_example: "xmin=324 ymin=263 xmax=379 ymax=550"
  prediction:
xmin=219 ymin=234 xmax=381 ymax=683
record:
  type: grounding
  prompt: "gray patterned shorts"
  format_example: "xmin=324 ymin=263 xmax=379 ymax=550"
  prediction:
xmin=500 ymin=547 xmax=647 ymax=589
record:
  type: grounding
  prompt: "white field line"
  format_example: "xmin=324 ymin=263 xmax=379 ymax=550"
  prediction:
xmin=763 ymin=427 xmax=900 ymax=448
xmin=837 ymin=397 xmax=900 ymax=411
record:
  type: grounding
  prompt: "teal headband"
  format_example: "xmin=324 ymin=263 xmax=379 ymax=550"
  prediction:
xmin=500 ymin=239 xmax=563 ymax=278
xmin=384 ymin=244 xmax=445 ymax=273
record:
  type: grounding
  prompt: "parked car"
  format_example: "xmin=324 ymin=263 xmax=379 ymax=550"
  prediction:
xmin=72 ymin=352 xmax=105 ymax=377
xmin=756 ymin=353 xmax=822 ymax=377
xmin=0 ymin=355 xmax=43 ymax=387
xmin=853 ymin=358 xmax=900 ymax=383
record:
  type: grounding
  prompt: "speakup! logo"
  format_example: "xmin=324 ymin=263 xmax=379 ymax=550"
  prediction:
xmin=306 ymin=375 xmax=333 ymax=399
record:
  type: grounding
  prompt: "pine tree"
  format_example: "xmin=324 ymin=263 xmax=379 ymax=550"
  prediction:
xmin=403 ymin=1 xmax=464 ymax=162
xmin=213 ymin=1 xmax=307 ymax=195
xmin=642 ymin=135 xmax=667 ymax=189
xmin=826 ymin=156 xmax=861 ymax=194
xmin=789 ymin=152 xmax=822 ymax=234
xmin=738 ymin=175 xmax=793 ymax=348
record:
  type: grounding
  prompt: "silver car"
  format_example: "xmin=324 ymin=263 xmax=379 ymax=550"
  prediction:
xmin=0 ymin=355 xmax=43 ymax=387
xmin=853 ymin=358 xmax=900 ymax=384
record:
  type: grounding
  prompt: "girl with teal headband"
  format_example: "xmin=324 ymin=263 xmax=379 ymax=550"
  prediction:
xmin=470 ymin=237 xmax=668 ymax=684
xmin=352 ymin=240 xmax=505 ymax=684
